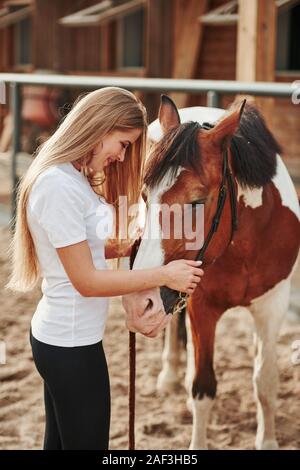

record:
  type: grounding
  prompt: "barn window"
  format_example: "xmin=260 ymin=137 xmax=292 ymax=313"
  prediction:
xmin=116 ymin=7 xmax=144 ymax=69
xmin=276 ymin=0 xmax=300 ymax=72
xmin=14 ymin=15 xmax=32 ymax=66
xmin=0 ymin=1 xmax=33 ymax=67
xmin=59 ymin=0 xmax=146 ymax=72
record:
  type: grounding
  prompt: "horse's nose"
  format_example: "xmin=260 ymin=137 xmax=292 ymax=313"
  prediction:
xmin=145 ymin=297 xmax=153 ymax=311
xmin=142 ymin=289 xmax=165 ymax=315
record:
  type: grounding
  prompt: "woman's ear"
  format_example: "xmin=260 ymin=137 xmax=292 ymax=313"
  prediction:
xmin=207 ymin=100 xmax=246 ymax=146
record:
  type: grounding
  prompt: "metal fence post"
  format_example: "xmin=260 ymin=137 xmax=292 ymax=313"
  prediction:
xmin=207 ymin=91 xmax=220 ymax=108
xmin=10 ymin=82 xmax=21 ymax=229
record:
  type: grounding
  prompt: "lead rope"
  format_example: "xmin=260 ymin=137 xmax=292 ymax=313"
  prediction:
xmin=128 ymin=238 xmax=141 ymax=450
xmin=129 ymin=331 xmax=136 ymax=450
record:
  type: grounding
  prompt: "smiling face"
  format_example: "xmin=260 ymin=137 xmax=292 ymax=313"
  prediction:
xmin=90 ymin=127 xmax=142 ymax=172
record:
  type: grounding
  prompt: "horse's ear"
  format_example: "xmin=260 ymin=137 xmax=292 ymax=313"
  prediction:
xmin=158 ymin=95 xmax=180 ymax=134
xmin=208 ymin=100 xmax=246 ymax=145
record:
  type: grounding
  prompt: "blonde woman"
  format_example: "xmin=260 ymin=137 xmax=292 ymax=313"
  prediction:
xmin=6 ymin=87 xmax=203 ymax=450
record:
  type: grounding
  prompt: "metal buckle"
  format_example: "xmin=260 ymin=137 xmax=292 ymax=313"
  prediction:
xmin=172 ymin=292 xmax=190 ymax=315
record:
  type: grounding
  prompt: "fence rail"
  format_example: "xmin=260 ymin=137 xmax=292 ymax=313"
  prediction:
xmin=0 ymin=72 xmax=296 ymax=222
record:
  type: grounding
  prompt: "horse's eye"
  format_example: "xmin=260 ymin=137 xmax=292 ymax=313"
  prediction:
xmin=191 ymin=198 xmax=206 ymax=207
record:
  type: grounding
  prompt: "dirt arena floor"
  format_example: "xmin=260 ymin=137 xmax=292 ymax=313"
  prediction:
xmin=0 ymin=226 xmax=299 ymax=450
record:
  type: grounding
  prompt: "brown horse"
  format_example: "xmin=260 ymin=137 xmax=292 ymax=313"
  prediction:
xmin=122 ymin=96 xmax=300 ymax=449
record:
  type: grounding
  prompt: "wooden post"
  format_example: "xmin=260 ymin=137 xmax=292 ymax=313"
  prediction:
xmin=236 ymin=0 xmax=277 ymax=120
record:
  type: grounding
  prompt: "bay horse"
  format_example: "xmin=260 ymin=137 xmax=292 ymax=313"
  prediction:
xmin=122 ymin=96 xmax=300 ymax=450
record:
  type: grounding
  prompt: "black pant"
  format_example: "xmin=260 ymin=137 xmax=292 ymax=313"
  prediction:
xmin=30 ymin=329 xmax=111 ymax=450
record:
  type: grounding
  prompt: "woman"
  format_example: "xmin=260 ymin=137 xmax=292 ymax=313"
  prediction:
xmin=6 ymin=87 xmax=203 ymax=450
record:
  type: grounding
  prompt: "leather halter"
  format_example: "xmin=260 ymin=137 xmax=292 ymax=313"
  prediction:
xmin=132 ymin=122 xmax=239 ymax=315
xmin=195 ymin=123 xmax=238 ymax=264
xmin=167 ymin=138 xmax=238 ymax=315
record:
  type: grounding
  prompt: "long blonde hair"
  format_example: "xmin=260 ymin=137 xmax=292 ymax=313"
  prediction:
xmin=6 ymin=87 xmax=148 ymax=292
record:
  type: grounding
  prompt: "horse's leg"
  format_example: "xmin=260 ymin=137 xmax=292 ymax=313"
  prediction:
xmin=184 ymin=311 xmax=195 ymax=412
xmin=249 ymin=278 xmax=291 ymax=450
xmin=188 ymin=303 xmax=218 ymax=450
xmin=156 ymin=313 xmax=180 ymax=392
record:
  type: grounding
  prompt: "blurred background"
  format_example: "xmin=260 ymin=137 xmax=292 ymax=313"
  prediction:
xmin=0 ymin=0 xmax=299 ymax=450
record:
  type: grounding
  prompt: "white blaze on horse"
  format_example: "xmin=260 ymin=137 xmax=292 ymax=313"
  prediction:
xmin=122 ymin=96 xmax=300 ymax=450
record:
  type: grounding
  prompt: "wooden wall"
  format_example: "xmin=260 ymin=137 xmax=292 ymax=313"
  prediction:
xmin=171 ymin=0 xmax=299 ymax=178
xmin=33 ymin=0 xmax=102 ymax=72
xmin=0 ymin=0 xmax=299 ymax=177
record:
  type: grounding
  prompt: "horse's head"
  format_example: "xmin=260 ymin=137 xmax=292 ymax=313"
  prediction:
xmin=122 ymin=95 xmax=278 ymax=318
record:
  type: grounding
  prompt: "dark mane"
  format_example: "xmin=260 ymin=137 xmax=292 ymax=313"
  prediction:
xmin=144 ymin=103 xmax=281 ymax=190
xmin=144 ymin=121 xmax=201 ymax=189
xmin=230 ymin=103 xmax=280 ymax=188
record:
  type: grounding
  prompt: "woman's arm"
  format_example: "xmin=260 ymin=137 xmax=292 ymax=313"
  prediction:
xmin=57 ymin=240 xmax=203 ymax=297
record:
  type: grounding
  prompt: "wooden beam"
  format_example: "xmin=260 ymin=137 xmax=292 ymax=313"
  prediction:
xmin=236 ymin=0 xmax=277 ymax=123
xmin=200 ymin=13 xmax=238 ymax=25
xmin=276 ymin=0 xmax=300 ymax=11
xmin=200 ymin=0 xmax=238 ymax=25
xmin=256 ymin=0 xmax=277 ymax=82
xmin=59 ymin=0 xmax=146 ymax=27
xmin=4 ymin=0 xmax=32 ymax=5
xmin=236 ymin=0 xmax=258 ymax=82
xmin=0 ymin=5 xmax=32 ymax=29
xmin=170 ymin=0 xmax=208 ymax=108
xmin=0 ymin=7 xmax=9 ymax=17
xmin=236 ymin=0 xmax=276 ymax=82
xmin=58 ymin=1 xmax=112 ymax=27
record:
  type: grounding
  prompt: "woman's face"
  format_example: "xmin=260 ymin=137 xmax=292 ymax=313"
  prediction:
xmin=90 ymin=128 xmax=142 ymax=172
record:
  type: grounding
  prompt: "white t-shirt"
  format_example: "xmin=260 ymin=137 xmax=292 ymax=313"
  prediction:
xmin=27 ymin=161 xmax=114 ymax=347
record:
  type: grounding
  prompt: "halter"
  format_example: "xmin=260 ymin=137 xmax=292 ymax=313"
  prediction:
xmin=163 ymin=122 xmax=238 ymax=314
xmin=132 ymin=122 xmax=239 ymax=315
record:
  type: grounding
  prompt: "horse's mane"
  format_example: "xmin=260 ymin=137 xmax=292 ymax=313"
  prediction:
xmin=144 ymin=103 xmax=280 ymax=190
xmin=230 ymin=103 xmax=280 ymax=188
xmin=144 ymin=121 xmax=202 ymax=189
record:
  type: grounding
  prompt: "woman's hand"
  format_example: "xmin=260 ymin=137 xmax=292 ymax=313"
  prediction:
xmin=125 ymin=303 xmax=172 ymax=339
xmin=161 ymin=259 xmax=204 ymax=294
xmin=123 ymin=259 xmax=203 ymax=338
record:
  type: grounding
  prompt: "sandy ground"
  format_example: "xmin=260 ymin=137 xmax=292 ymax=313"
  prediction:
xmin=0 ymin=226 xmax=299 ymax=450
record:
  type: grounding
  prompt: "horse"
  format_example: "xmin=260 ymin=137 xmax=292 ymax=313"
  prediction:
xmin=122 ymin=95 xmax=300 ymax=450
